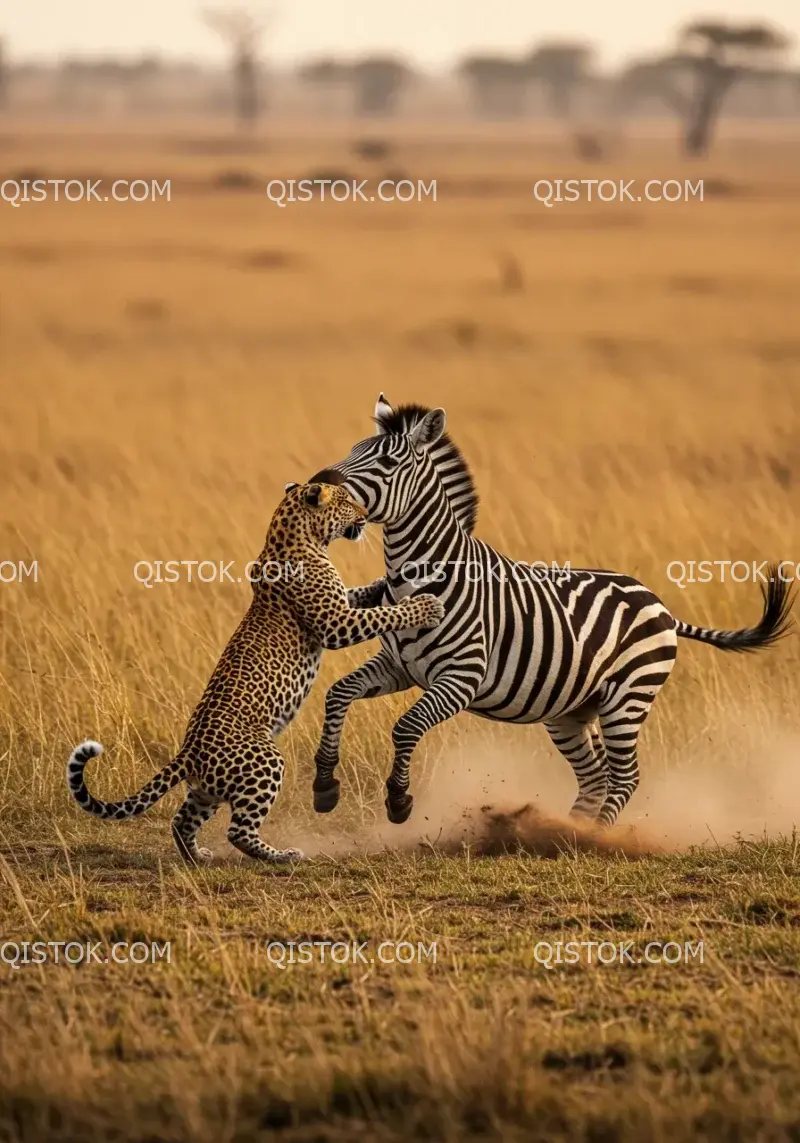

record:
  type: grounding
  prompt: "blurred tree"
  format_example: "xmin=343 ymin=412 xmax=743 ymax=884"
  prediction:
xmin=350 ymin=57 xmax=409 ymax=116
xmin=458 ymin=55 xmax=528 ymax=118
xmin=202 ymin=6 xmax=271 ymax=129
xmin=0 ymin=38 xmax=7 ymax=111
xmin=54 ymin=55 xmax=161 ymax=115
xmin=524 ymin=42 xmax=593 ymax=118
xmin=297 ymin=56 xmax=352 ymax=114
xmin=617 ymin=22 xmax=791 ymax=155
xmin=680 ymin=22 xmax=789 ymax=153
xmin=615 ymin=54 xmax=691 ymax=118
xmin=298 ymin=57 xmax=351 ymax=86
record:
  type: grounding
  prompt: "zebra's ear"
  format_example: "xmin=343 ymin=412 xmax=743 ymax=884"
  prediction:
xmin=409 ymin=408 xmax=446 ymax=450
xmin=374 ymin=392 xmax=394 ymax=434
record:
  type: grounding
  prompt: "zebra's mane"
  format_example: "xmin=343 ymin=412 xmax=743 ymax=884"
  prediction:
xmin=373 ymin=402 xmax=479 ymax=534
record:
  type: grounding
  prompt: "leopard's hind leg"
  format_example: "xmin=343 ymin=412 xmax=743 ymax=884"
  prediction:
xmin=226 ymin=739 xmax=303 ymax=864
xmin=172 ymin=789 xmax=221 ymax=865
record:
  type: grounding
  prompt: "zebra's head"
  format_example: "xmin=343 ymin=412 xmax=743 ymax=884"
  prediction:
xmin=309 ymin=395 xmax=478 ymax=530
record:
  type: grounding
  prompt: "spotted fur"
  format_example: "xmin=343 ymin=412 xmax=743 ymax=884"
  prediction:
xmin=67 ymin=482 xmax=444 ymax=865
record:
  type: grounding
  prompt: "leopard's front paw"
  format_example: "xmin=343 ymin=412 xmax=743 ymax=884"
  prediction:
xmin=412 ymin=593 xmax=445 ymax=629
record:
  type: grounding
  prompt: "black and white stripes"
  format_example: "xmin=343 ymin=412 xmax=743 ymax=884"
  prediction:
xmin=310 ymin=396 xmax=792 ymax=827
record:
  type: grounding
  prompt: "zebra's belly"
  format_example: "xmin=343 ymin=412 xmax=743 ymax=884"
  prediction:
xmin=467 ymin=699 xmax=594 ymax=726
xmin=469 ymin=627 xmax=613 ymax=723
xmin=468 ymin=685 xmax=600 ymax=725
xmin=398 ymin=642 xmax=433 ymax=689
xmin=381 ymin=632 xmax=439 ymax=690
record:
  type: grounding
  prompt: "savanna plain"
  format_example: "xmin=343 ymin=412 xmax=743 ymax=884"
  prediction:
xmin=1 ymin=121 xmax=800 ymax=1141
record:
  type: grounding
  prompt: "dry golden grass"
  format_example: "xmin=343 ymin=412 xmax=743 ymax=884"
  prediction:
xmin=1 ymin=121 xmax=799 ymax=1141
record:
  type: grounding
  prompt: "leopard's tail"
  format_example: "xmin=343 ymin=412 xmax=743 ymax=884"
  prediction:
xmin=66 ymin=740 xmax=187 ymax=820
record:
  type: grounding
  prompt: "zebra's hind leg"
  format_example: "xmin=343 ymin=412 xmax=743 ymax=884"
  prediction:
xmin=544 ymin=717 xmax=607 ymax=821
xmin=596 ymin=695 xmax=655 ymax=827
xmin=595 ymin=626 xmax=677 ymax=826
xmin=172 ymin=789 xmax=221 ymax=865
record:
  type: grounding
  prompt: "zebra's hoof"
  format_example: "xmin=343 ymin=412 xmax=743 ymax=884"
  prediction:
xmin=385 ymin=792 xmax=413 ymax=824
xmin=313 ymin=780 xmax=340 ymax=814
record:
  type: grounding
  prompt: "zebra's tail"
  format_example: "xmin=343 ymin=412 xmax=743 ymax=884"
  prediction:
xmin=674 ymin=566 xmax=794 ymax=653
xmin=66 ymin=740 xmax=187 ymax=820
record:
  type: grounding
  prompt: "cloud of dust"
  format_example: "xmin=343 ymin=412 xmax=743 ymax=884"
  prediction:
xmin=290 ymin=717 xmax=799 ymax=860
xmin=633 ymin=730 xmax=800 ymax=849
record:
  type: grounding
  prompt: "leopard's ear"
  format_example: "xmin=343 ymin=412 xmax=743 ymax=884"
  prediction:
xmin=303 ymin=483 xmax=332 ymax=507
xmin=284 ymin=481 xmax=300 ymax=493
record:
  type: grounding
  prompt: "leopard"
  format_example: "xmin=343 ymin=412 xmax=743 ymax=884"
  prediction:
xmin=66 ymin=481 xmax=444 ymax=865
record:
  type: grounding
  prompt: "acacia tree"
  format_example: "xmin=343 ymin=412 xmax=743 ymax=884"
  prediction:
xmin=298 ymin=58 xmax=350 ymax=87
xmin=617 ymin=22 xmax=790 ymax=155
xmin=458 ymin=55 xmax=528 ymax=118
xmin=680 ymin=22 xmax=789 ymax=154
xmin=202 ymin=6 xmax=271 ymax=129
xmin=614 ymin=54 xmax=692 ymax=129
xmin=350 ymin=56 xmax=409 ymax=116
xmin=297 ymin=57 xmax=352 ymax=114
xmin=524 ymin=42 xmax=593 ymax=118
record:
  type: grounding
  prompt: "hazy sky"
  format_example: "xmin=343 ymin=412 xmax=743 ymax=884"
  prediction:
xmin=7 ymin=0 xmax=800 ymax=68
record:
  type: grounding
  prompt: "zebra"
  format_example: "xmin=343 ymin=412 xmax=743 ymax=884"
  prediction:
xmin=308 ymin=395 xmax=793 ymax=828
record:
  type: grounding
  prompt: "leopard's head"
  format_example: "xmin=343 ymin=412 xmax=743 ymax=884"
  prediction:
xmin=283 ymin=481 xmax=367 ymax=545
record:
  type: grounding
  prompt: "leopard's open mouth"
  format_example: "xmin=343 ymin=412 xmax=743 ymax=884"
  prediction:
xmin=343 ymin=520 xmax=365 ymax=542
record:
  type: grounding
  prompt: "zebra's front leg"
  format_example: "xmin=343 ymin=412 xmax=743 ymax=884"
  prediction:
xmin=385 ymin=673 xmax=478 ymax=824
xmin=313 ymin=650 xmax=413 ymax=813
